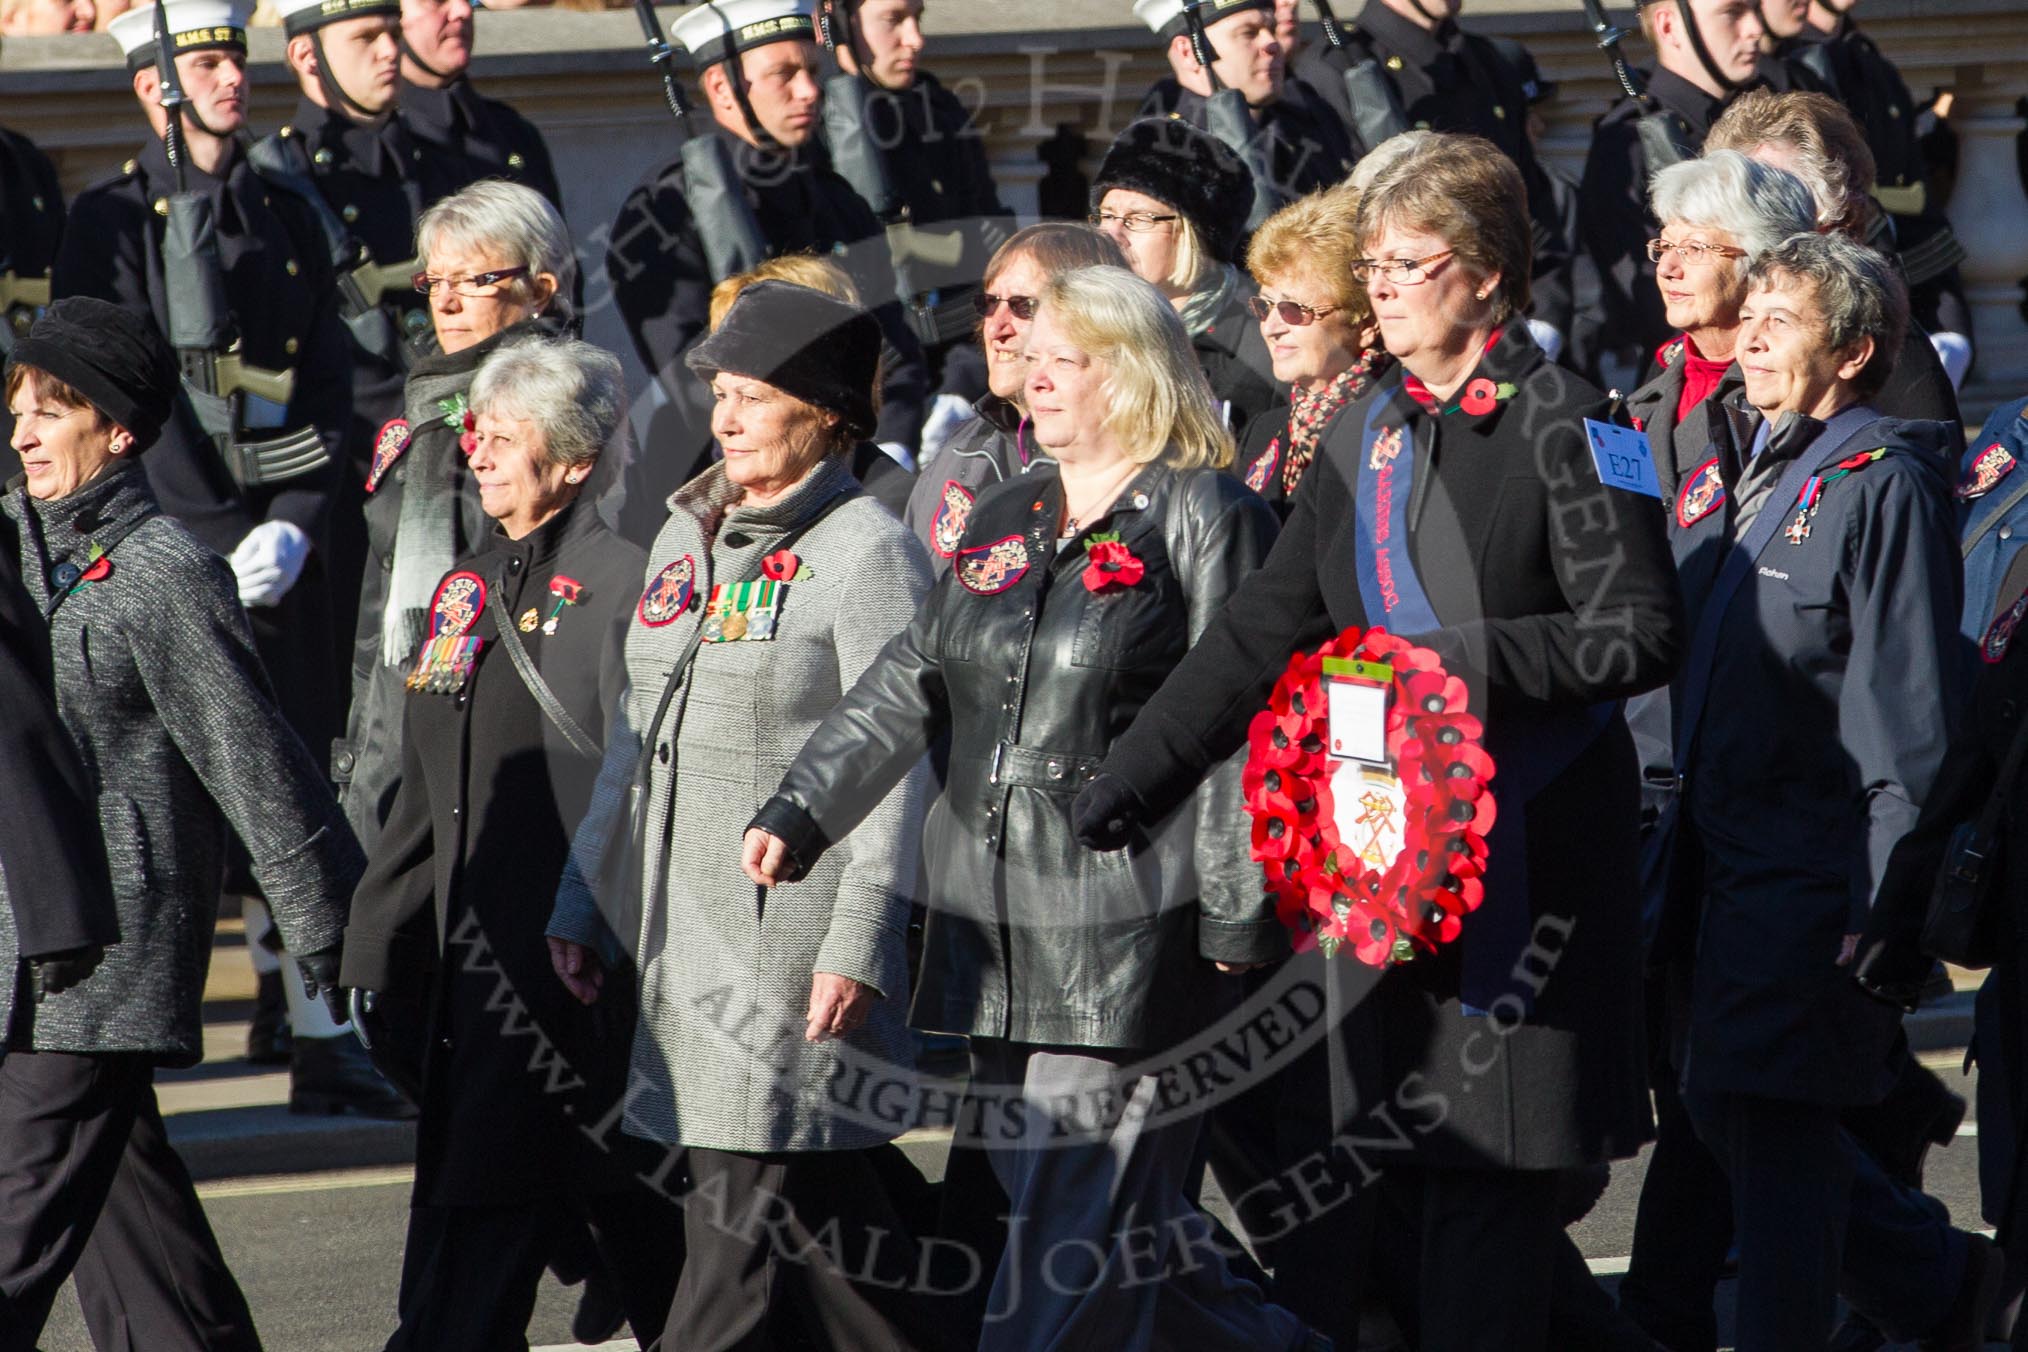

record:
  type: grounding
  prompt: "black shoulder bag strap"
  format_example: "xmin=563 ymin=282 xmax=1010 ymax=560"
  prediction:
xmin=491 ymin=567 xmax=600 ymax=759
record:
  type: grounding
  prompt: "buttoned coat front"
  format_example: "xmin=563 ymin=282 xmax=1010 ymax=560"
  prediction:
xmin=548 ymin=456 xmax=932 ymax=1153
xmin=0 ymin=463 xmax=357 ymax=1062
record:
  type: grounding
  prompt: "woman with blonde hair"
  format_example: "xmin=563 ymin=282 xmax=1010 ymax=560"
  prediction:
xmin=743 ymin=265 xmax=1320 ymax=1351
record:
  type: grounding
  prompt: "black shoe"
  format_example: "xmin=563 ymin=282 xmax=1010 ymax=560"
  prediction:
xmin=570 ymin=1267 xmax=628 ymax=1346
xmin=246 ymin=969 xmax=293 ymax=1065
xmin=1829 ymin=1310 xmax=1888 ymax=1352
xmin=289 ymin=1034 xmax=418 ymax=1119
xmin=1923 ymin=1231 xmax=2006 ymax=1352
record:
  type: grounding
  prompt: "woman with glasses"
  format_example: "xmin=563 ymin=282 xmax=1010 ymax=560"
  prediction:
xmin=903 ymin=222 xmax=1127 ymax=573
xmin=1235 ymin=183 xmax=1386 ymax=519
xmin=1090 ymin=118 xmax=1278 ymax=435
xmin=1070 ymin=134 xmax=1684 ymax=1352
xmin=339 ymin=180 xmax=573 ymax=860
xmin=1622 ymin=152 xmax=1817 ymax=497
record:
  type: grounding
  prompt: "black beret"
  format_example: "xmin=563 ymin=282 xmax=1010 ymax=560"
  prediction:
xmin=685 ymin=281 xmax=881 ymax=439
xmin=1091 ymin=117 xmax=1255 ymax=265
xmin=8 ymin=297 xmax=180 ymax=449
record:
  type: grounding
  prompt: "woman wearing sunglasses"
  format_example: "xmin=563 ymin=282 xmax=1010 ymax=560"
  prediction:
xmin=903 ymin=222 xmax=1126 ymax=575
xmin=1072 ymin=134 xmax=1684 ymax=1351
xmin=1089 ymin=118 xmax=1279 ymax=436
xmin=1236 ymin=183 xmax=1386 ymax=518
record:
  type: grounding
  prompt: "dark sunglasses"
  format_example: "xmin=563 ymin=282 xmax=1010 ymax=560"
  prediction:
xmin=972 ymin=292 xmax=1039 ymax=321
xmin=1245 ymin=295 xmax=1342 ymax=326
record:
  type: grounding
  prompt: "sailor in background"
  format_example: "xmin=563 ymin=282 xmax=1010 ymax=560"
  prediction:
xmin=1758 ymin=0 xmax=1972 ymax=387
xmin=54 ymin=0 xmax=407 ymax=1117
xmin=1303 ymin=0 xmax=1576 ymax=359
xmin=606 ymin=0 xmax=927 ymax=540
xmin=397 ymin=0 xmax=562 ymax=208
xmin=0 ymin=121 xmax=63 ymax=477
xmin=816 ymin=0 xmax=1013 ymax=448
xmin=1577 ymin=0 xmax=1769 ymax=391
xmin=260 ymin=0 xmax=462 ymax=733
xmin=1133 ymin=0 xmax=1356 ymax=205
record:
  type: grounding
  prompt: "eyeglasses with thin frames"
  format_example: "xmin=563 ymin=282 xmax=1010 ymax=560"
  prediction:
xmin=411 ymin=266 xmax=531 ymax=298
xmin=1645 ymin=238 xmax=1748 ymax=266
xmin=1088 ymin=209 xmax=1180 ymax=234
xmin=1349 ymin=250 xmax=1457 ymax=285
xmin=1246 ymin=295 xmax=1342 ymax=326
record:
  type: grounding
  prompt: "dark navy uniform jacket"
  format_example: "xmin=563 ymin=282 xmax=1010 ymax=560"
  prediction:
xmin=1651 ymin=403 xmax=1960 ymax=1106
xmin=857 ymin=71 xmax=1011 ymax=301
xmin=261 ymin=98 xmax=460 ymax=431
xmin=54 ymin=136 xmax=353 ymax=558
xmin=1134 ymin=79 xmax=1357 ymax=203
xmin=604 ymin=127 xmax=926 ymax=535
xmin=401 ymin=78 xmax=562 ymax=209
xmin=1957 ymin=398 xmax=2028 ymax=648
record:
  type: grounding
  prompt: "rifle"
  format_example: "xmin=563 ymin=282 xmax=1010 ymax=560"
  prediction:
xmin=635 ymin=0 xmax=769 ymax=283
xmin=1309 ymin=0 xmax=1411 ymax=157
xmin=815 ymin=0 xmax=946 ymax=321
xmin=1579 ymin=0 xmax=1692 ymax=171
xmin=151 ymin=0 xmax=321 ymax=485
xmin=1181 ymin=0 xmax=1284 ymax=230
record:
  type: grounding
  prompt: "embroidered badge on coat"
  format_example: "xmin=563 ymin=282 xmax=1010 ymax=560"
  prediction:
xmin=1367 ymin=424 xmax=1404 ymax=471
xmin=638 ymin=555 xmax=696 ymax=627
xmin=365 ymin=419 xmax=410 ymax=493
xmin=930 ymin=480 xmax=975 ymax=558
xmin=429 ymin=571 xmax=486 ymax=637
xmin=955 ymin=535 xmax=1032 ymax=595
xmin=1676 ymin=457 xmax=1726 ymax=529
xmin=1984 ymin=589 xmax=2028 ymax=664
xmin=1958 ymin=444 xmax=2018 ymax=501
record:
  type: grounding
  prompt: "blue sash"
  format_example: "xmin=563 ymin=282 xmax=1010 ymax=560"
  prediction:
xmin=1353 ymin=396 xmax=1442 ymax=633
xmin=1350 ymin=395 xmax=1613 ymax=1012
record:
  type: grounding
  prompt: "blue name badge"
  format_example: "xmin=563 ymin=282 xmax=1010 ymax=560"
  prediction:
xmin=1584 ymin=418 xmax=1663 ymax=499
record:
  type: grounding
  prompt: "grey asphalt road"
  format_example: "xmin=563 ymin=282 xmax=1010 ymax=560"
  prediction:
xmin=33 ymin=1053 xmax=1993 ymax=1352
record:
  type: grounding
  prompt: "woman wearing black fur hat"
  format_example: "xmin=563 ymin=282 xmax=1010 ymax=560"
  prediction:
xmin=1093 ymin=116 xmax=1281 ymax=436
xmin=0 ymin=298 xmax=362 ymax=1348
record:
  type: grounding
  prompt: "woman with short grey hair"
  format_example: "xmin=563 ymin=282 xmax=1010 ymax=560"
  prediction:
xmin=337 ymin=179 xmax=574 ymax=859
xmin=1626 ymin=150 xmax=1817 ymax=493
xmin=341 ymin=336 xmax=674 ymax=1351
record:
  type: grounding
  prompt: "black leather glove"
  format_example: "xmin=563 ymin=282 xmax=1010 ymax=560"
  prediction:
xmin=297 ymin=947 xmax=349 ymax=1025
xmin=31 ymin=944 xmax=104 ymax=1002
xmin=1072 ymin=773 xmax=1146 ymax=851
xmin=1851 ymin=932 xmax=1931 ymax=1013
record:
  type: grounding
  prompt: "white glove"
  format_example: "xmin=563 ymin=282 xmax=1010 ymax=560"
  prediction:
xmin=228 ymin=520 xmax=312 ymax=608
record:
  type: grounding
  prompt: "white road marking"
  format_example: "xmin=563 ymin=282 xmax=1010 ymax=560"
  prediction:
xmin=196 ymin=1165 xmax=413 ymax=1199
xmin=532 ymin=1343 xmax=638 ymax=1351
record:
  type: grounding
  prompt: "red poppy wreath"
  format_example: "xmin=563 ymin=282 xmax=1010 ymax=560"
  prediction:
xmin=1242 ymin=626 xmax=1497 ymax=967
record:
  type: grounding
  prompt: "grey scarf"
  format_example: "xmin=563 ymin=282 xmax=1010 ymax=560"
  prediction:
xmin=1176 ymin=263 xmax=1240 ymax=339
xmin=381 ymin=319 xmax=558 ymax=667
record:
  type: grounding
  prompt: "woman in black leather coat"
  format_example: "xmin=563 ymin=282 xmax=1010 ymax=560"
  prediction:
xmin=743 ymin=265 xmax=1321 ymax=1352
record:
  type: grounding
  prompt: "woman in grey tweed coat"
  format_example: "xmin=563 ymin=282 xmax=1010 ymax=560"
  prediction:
xmin=0 ymin=298 xmax=361 ymax=1349
xmin=547 ymin=281 xmax=935 ymax=1351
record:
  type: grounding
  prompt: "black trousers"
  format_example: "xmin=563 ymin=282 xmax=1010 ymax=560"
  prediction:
xmin=1369 ymin=1165 xmax=1565 ymax=1352
xmin=1619 ymin=1065 xmax=1733 ymax=1352
xmin=0 ymin=1050 xmax=259 ymax=1352
xmin=665 ymin=1147 xmax=934 ymax=1352
xmin=383 ymin=1189 xmax=680 ymax=1352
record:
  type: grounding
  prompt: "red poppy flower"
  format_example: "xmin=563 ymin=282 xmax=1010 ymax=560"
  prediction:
xmin=79 ymin=556 xmax=112 ymax=584
xmin=761 ymin=549 xmax=801 ymax=582
xmin=458 ymin=432 xmax=476 ymax=458
xmin=549 ymin=575 xmax=584 ymax=603
xmin=461 ymin=410 xmax=476 ymax=432
xmin=1082 ymin=540 xmax=1145 ymax=592
xmin=1837 ymin=452 xmax=1875 ymax=470
xmin=1458 ymin=377 xmax=1501 ymax=417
